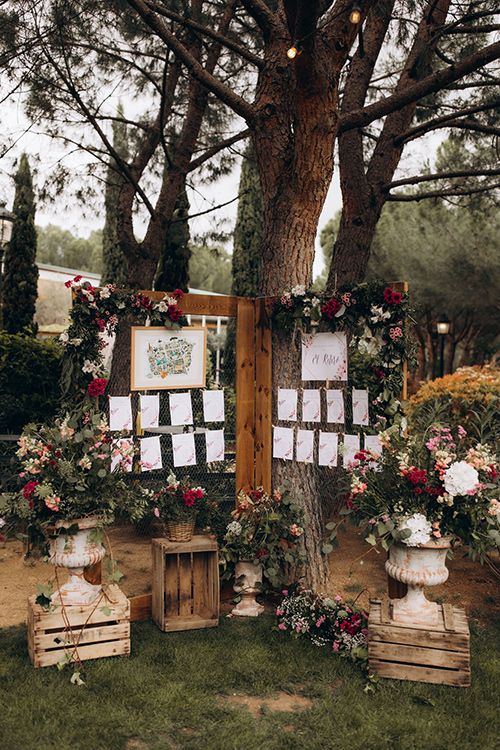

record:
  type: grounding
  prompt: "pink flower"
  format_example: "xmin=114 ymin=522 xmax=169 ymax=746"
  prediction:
xmin=281 ymin=589 xmax=289 ymax=597
xmin=332 ymin=641 xmax=339 ymax=652
xmin=154 ymin=507 xmax=160 ymax=518
xmin=45 ymin=496 xmax=61 ymax=512
xmin=278 ymin=623 xmax=287 ymax=630
xmin=334 ymin=595 xmax=342 ymax=602
xmin=458 ymin=425 xmax=467 ymax=439
xmin=389 ymin=326 xmax=403 ymax=340
xmin=275 ymin=608 xmax=284 ymax=616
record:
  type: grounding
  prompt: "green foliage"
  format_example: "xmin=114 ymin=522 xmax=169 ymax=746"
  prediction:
xmin=101 ymin=105 xmax=129 ymax=286
xmin=0 ymin=617 xmax=499 ymax=750
xmin=155 ymin=185 xmax=191 ymax=292
xmin=188 ymin=244 xmax=232 ymax=293
xmin=408 ymin=366 xmax=500 ymax=447
xmin=37 ymin=224 xmax=103 ymax=274
xmin=2 ymin=154 xmax=38 ymax=334
xmin=0 ymin=331 xmax=62 ymax=433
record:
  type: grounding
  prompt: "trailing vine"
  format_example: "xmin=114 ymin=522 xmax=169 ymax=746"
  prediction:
xmin=271 ymin=281 xmax=416 ymax=428
xmin=59 ymin=278 xmax=186 ymax=400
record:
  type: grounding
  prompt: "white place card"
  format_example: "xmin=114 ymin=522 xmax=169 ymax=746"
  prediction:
xmin=302 ymin=389 xmax=321 ymax=422
xmin=273 ymin=426 xmax=294 ymax=460
xmin=169 ymin=392 xmax=193 ymax=425
xmin=203 ymin=390 xmax=225 ymax=423
xmin=318 ymin=431 xmax=338 ymax=467
xmin=277 ymin=388 xmax=298 ymax=421
xmin=352 ymin=389 xmax=369 ymax=426
xmin=109 ymin=396 xmax=133 ymax=432
xmin=343 ymin=434 xmax=360 ymax=467
xmin=172 ymin=432 xmax=197 ymax=467
xmin=326 ymin=389 xmax=345 ymax=424
xmin=364 ymin=435 xmax=383 ymax=457
xmin=205 ymin=429 xmax=225 ymax=463
xmin=301 ymin=332 xmax=348 ymax=382
xmin=110 ymin=439 xmax=133 ymax=473
xmin=140 ymin=435 xmax=162 ymax=472
xmin=296 ymin=429 xmax=314 ymax=463
xmin=139 ymin=394 xmax=160 ymax=429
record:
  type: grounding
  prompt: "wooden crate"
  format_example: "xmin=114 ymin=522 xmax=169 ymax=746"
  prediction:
xmin=152 ymin=536 xmax=219 ymax=632
xmin=27 ymin=584 xmax=130 ymax=668
xmin=368 ymin=599 xmax=470 ymax=687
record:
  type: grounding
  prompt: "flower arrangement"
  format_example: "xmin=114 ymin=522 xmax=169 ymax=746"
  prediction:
xmin=345 ymin=424 xmax=499 ymax=561
xmin=275 ymin=586 xmax=368 ymax=660
xmin=220 ymin=485 xmax=306 ymax=588
xmin=0 ymin=403 xmax=149 ymax=553
xmin=152 ymin=472 xmax=206 ymax=523
xmin=59 ymin=278 xmax=185 ymax=399
xmin=271 ymin=281 xmax=414 ymax=426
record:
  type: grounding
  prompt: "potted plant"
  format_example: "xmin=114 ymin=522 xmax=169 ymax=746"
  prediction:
xmin=0 ymin=402 xmax=149 ymax=606
xmin=152 ymin=472 xmax=206 ymax=542
xmin=221 ymin=485 xmax=306 ymax=617
xmin=345 ymin=424 xmax=499 ymax=624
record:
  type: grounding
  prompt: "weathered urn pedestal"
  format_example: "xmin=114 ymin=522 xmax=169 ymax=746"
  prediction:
xmin=49 ymin=516 xmax=106 ymax=606
xmin=231 ymin=561 xmax=264 ymax=617
xmin=385 ymin=537 xmax=452 ymax=626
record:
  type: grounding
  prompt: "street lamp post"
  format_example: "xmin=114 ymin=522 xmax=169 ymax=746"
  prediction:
xmin=0 ymin=201 xmax=14 ymax=328
xmin=436 ymin=313 xmax=450 ymax=378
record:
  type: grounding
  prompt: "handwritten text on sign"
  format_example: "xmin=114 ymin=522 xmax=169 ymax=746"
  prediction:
xmin=301 ymin=332 xmax=348 ymax=382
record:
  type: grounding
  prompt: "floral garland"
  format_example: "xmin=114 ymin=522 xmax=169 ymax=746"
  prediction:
xmin=272 ymin=280 xmax=415 ymax=428
xmin=59 ymin=277 xmax=185 ymax=399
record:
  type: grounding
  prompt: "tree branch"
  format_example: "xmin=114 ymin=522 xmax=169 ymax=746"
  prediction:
xmin=239 ymin=0 xmax=279 ymax=40
xmin=384 ymin=168 xmax=500 ymax=190
xmin=397 ymin=98 xmax=500 ymax=143
xmin=387 ymin=182 xmax=500 ymax=201
xmin=340 ymin=40 xmax=500 ymax=132
xmin=143 ymin=0 xmax=264 ymax=68
xmin=124 ymin=0 xmax=256 ymax=123
xmin=187 ymin=128 xmax=251 ymax=172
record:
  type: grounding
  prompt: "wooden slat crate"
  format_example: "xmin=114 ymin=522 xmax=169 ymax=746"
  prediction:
xmin=368 ymin=599 xmax=470 ymax=687
xmin=152 ymin=536 xmax=219 ymax=632
xmin=27 ymin=584 xmax=130 ymax=668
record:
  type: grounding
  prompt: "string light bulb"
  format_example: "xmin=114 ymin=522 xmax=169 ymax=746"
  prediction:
xmin=349 ymin=5 xmax=362 ymax=24
xmin=286 ymin=44 xmax=301 ymax=59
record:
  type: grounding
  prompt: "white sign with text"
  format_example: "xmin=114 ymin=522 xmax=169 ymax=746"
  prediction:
xmin=301 ymin=332 xmax=348 ymax=382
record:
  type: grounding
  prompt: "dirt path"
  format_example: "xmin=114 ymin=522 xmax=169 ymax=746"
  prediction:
xmin=0 ymin=524 xmax=498 ymax=628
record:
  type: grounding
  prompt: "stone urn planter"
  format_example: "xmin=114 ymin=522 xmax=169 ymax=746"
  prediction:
xmin=385 ymin=537 xmax=453 ymax=625
xmin=231 ymin=560 xmax=264 ymax=617
xmin=49 ymin=516 xmax=106 ymax=606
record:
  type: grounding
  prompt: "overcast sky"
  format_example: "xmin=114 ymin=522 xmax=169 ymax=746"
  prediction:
xmin=0 ymin=98 xmax=444 ymax=280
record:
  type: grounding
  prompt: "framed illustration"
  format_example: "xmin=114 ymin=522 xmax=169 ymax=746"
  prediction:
xmin=130 ymin=326 xmax=207 ymax=391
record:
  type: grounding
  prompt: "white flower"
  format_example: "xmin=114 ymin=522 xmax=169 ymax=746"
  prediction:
xmin=82 ymin=359 xmax=101 ymax=377
xmin=370 ymin=305 xmax=391 ymax=324
xmin=397 ymin=513 xmax=432 ymax=546
xmin=443 ymin=461 xmax=479 ymax=496
xmin=167 ymin=471 xmax=179 ymax=489
xmin=226 ymin=521 xmax=242 ymax=536
xmin=59 ymin=331 xmax=69 ymax=344
xmin=99 ymin=287 xmax=111 ymax=299
xmin=155 ymin=301 xmax=169 ymax=312
xmin=291 ymin=285 xmax=306 ymax=296
xmin=357 ymin=326 xmax=384 ymax=357
xmin=70 ymin=337 xmax=82 ymax=346
xmin=117 ymin=301 xmax=126 ymax=309
xmin=0 ymin=517 xmax=5 ymax=529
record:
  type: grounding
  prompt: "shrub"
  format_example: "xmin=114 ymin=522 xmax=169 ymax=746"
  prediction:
xmin=0 ymin=332 xmax=62 ymax=434
xmin=408 ymin=366 xmax=499 ymax=446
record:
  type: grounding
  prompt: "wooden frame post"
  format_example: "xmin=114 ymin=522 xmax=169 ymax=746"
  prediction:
xmin=255 ymin=298 xmax=272 ymax=493
xmin=235 ymin=298 xmax=256 ymax=493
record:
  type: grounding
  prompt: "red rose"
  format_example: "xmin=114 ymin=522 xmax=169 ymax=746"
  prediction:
xmin=22 ymin=481 xmax=39 ymax=499
xmin=95 ymin=317 xmax=107 ymax=332
xmin=173 ymin=289 xmax=185 ymax=299
xmin=256 ymin=548 xmax=269 ymax=559
xmin=488 ymin=465 xmax=498 ymax=480
xmin=194 ymin=488 xmax=204 ymax=499
xmin=354 ymin=450 xmax=368 ymax=462
xmin=250 ymin=489 xmax=263 ymax=501
xmin=321 ymin=298 xmax=342 ymax=320
xmin=87 ymin=378 xmax=108 ymax=397
xmin=414 ymin=487 xmax=423 ymax=495
xmin=406 ymin=468 xmax=428 ymax=485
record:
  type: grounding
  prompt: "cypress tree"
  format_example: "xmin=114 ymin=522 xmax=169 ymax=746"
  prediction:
xmin=154 ymin=183 xmax=191 ymax=292
xmin=224 ymin=143 xmax=263 ymax=380
xmin=101 ymin=104 xmax=129 ymax=287
xmin=2 ymin=154 xmax=39 ymax=334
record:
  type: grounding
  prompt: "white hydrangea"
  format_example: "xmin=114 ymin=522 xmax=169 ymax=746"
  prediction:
xmin=226 ymin=521 xmax=242 ymax=536
xmin=443 ymin=461 xmax=479 ymax=496
xmin=397 ymin=513 xmax=432 ymax=546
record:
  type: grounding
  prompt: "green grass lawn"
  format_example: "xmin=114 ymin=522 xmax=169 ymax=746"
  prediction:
xmin=0 ymin=616 xmax=498 ymax=750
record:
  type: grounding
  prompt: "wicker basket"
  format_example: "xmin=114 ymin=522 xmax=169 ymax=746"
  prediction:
xmin=165 ymin=520 xmax=195 ymax=543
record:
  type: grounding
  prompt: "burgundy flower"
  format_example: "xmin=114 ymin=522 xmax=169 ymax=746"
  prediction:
xmin=321 ymin=298 xmax=342 ymax=320
xmin=22 ymin=481 xmax=39 ymax=499
xmin=87 ymin=378 xmax=108 ymax=397
xmin=168 ymin=305 xmax=182 ymax=322
xmin=172 ymin=288 xmax=185 ymax=299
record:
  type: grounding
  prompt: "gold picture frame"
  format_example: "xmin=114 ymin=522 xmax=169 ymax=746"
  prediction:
xmin=130 ymin=326 xmax=207 ymax=391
